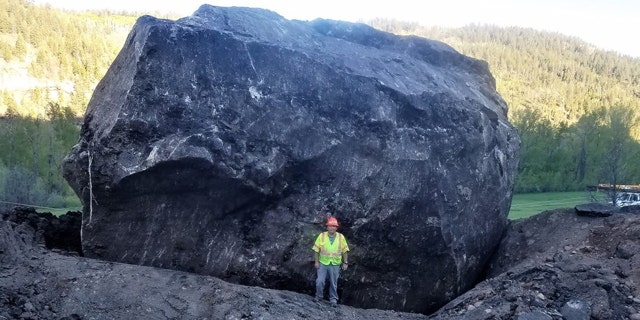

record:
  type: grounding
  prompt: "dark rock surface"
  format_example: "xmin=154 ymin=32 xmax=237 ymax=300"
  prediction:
xmin=575 ymin=202 xmax=640 ymax=217
xmin=574 ymin=202 xmax=616 ymax=217
xmin=619 ymin=204 xmax=640 ymax=213
xmin=62 ymin=6 xmax=519 ymax=313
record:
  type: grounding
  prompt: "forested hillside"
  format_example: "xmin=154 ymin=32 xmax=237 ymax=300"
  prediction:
xmin=0 ymin=0 xmax=137 ymax=210
xmin=0 ymin=0 xmax=136 ymax=116
xmin=0 ymin=0 xmax=639 ymax=211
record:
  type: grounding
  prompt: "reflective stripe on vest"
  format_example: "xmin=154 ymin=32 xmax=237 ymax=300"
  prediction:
xmin=316 ymin=232 xmax=344 ymax=264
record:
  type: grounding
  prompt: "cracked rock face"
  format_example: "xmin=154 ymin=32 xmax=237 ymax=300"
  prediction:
xmin=62 ymin=5 xmax=520 ymax=313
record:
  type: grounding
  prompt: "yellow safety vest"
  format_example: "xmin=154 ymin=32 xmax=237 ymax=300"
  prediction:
xmin=312 ymin=232 xmax=349 ymax=266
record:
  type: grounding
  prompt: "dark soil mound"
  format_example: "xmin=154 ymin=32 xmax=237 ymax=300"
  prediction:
xmin=1 ymin=206 xmax=81 ymax=254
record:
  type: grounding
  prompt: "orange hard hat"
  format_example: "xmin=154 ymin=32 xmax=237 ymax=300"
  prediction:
xmin=326 ymin=217 xmax=339 ymax=227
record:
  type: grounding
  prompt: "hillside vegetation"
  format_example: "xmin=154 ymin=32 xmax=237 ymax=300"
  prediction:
xmin=0 ymin=0 xmax=137 ymax=116
xmin=0 ymin=0 xmax=639 ymax=210
xmin=0 ymin=0 xmax=137 ymax=210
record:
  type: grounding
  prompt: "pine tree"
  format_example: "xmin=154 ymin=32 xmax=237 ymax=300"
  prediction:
xmin=13 ymin=33 xmax=27 ymax=58
xmin=0 ymin=40 xmax=12 ymax=60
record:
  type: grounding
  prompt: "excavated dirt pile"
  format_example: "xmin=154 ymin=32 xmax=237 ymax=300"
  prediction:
xmin=434 ymin=207 xmax=640 ymax=319
xmin=0 ymin=207 xmax=426 ymax=320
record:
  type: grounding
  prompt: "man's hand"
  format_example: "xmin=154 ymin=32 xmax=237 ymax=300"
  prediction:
xmin=341 ymin=263 xmax=348 ymax=271
xmin=314 ymin=261 xmax=320 ymax=269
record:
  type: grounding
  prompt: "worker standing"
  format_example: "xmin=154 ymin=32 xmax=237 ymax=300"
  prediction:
xmin=312 ymin=216 xmax=349 ymax=306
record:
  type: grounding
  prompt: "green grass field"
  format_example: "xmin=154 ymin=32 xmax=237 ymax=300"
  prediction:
xmin=37 ymin=207 xmax=82 ymax=216
xmin=34 ymin=196 xmax=82 ymax=216
xmin=508 ymin=191 xmax=606 ymax=220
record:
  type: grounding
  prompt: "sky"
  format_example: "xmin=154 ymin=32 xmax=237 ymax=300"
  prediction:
xmin=34 ymin=0 xmax=640 ymax=58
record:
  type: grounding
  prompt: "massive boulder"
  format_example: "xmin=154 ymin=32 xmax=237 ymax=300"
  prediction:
xmin=63 ymin=5 xmax=520 ymax=313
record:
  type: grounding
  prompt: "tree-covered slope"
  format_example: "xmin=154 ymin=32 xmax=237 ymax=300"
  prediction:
xmin=0 ymin=0 xmax=138 ymax=210
xmin=0 ymin=0 xmax=137 ymax=116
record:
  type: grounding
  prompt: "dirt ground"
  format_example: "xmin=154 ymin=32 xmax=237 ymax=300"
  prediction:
xmin=2 ymin=206 xmax=640 ymax=319
xmin=0 ymin=207 xmax=427 ymax=320
xmin=432 ymin=207 xmax=640 ymax=319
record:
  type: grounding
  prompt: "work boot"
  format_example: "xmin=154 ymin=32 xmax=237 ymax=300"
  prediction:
xmin=331 ymin=300 xmax=338 ymax=307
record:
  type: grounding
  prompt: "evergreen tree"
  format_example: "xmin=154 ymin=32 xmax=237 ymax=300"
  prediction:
xmin=0 ymin=40 xmax=12 ymax=60
xmin=13 ymin=33 xmax=27 ymax=58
